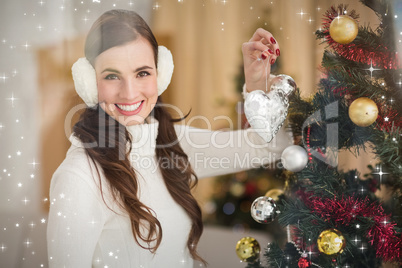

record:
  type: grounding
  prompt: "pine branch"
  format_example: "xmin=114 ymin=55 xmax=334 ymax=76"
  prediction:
xmin=320 ymin=53 xmax=389 ymax=98
xmin=265 ymin=242 xmax=300 ymax=268
xmin=358 ymin=0 xmax=396 ymax=49
xmin=370 ymin=126 xmax=402 ymax=189
xmin=244 ymin=260 xmax=265 ymax=268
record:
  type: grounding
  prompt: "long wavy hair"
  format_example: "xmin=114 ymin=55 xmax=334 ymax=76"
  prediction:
xmin=73 ymin=9 xmax=205 ymax=264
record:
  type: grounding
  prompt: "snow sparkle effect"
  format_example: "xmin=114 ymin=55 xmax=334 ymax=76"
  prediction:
xmin=1 ymin=0 xmax=401 ymax=267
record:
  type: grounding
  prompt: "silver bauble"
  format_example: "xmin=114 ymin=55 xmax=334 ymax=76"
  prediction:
xmin=250 ymin=196 xmax=277 ymax=224
xmin=281 ymin=145 xmax=308 ymax=172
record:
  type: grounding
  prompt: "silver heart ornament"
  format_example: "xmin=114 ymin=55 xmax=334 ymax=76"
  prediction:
xmin=244 ymin=75 xmax=296 ymax=142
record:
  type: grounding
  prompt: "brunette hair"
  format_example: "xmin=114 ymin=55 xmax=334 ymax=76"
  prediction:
xmin=73 ymin=9 xmax=205 ymax=264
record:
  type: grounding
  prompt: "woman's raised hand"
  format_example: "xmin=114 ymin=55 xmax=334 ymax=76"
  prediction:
xmin=242 ymin=28 xmax=280 ymax=93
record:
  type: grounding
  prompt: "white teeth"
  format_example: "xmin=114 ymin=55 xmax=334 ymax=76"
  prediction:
xmin=116 ymin=101 xmax=142 ymax=112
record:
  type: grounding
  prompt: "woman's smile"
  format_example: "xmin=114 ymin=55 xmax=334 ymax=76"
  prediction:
xmin=115 ymin=100 xmax=144 ymax=116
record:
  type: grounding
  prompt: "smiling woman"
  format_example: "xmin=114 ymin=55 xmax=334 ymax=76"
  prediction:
xmin=46 ymin=8 xmax=293 ymax=268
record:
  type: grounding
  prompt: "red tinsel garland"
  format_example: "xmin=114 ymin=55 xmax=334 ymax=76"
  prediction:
xmin=306 ymin=195 xmax=401 ymax=262
xmin=332 ymin=86 xmax=349 ymax=97
xmin=376 ymin=100 xmax=402 ymax=130
xmin=321 ymin=5 xmax=400 ymax=69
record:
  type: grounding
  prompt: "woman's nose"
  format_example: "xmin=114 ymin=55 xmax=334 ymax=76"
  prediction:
xmin=119 ymin=79 xmax=139 ymax=100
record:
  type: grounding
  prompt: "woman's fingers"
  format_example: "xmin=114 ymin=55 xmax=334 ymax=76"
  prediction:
xmin=243 ymin=28 xmax=280 ymax=64
xmin=242 ymin=41 xmax=272 ymax=60
xmin=249 ymin=28 xmax=277 ymax=45
xmin=242 ymin=28 xmax=281 ymax=91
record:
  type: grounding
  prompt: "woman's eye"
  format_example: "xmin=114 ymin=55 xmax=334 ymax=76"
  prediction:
xmin=137 ymin=71 xmax=150 ymax=78
xmin=105 ymin=74 xmax=119 ymax=80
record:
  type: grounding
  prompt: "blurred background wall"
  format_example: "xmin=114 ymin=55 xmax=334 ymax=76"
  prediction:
xmin=0 ymin=0 xmax=391 ymax=267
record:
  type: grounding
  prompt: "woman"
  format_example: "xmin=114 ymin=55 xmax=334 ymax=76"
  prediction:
xmin=47 ymin=9 xmax=291 ymax=267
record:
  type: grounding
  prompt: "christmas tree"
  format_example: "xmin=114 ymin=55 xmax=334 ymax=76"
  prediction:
xmin=235 ymin=1 xmax=402 ymax=267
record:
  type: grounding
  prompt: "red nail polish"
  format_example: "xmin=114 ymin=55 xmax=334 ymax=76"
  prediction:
xmin=261 ymin=53 xmax=267 ymax=60
xmin=276 ymin=49 xmax=280 ymax=56
xmin=268 ymin=49 xmax=274 ymax=54
xmin=270 ymin=37 xmax=276 ymax=44
xmin=270 ymin=58 xmax=275 ymax=65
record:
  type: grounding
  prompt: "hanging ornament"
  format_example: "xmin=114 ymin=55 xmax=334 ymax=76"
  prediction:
xmin=281 ymin=145 xmax=308 ymax=172
xmin=244 ymin=74 xmax=296 ymax=142
xmin=235 ymin=236 xmax=260 ymax=262
xmin=317 ymin=229 xmax=346 ymax=256
xmin=250 ymin=196 xmax=277 ymax=224
xmin=298 ymin=252 xmax=311 ymax=268
xmin=265 ymin=189 xmax=284 ymax=201
xmin=348 ymin=97 xmax=378 ymax=127
xmin=329 ymin=15 xmax=358 ymax=44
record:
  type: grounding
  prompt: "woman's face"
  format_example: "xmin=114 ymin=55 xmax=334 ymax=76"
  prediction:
xmin=94 ymin=37 xmax=158 ymax=126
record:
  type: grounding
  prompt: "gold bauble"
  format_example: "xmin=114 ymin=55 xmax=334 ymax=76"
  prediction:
xmin=329 ymin=15 xmax=358 ymax=44
xmin=317 ymin=229 xmax=346 ymax=256
xmin=265 ymin=189 xmax=284 ymax=201
xmin=235 ymin=237 xmax=260 ymax=262
xmin=348 ymin=97 xmax=378 ymax=127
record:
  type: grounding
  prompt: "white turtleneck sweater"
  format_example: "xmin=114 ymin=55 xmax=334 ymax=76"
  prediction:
xmin=47 ymin=118 xmax=292 ymax=268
